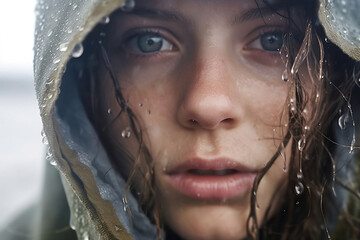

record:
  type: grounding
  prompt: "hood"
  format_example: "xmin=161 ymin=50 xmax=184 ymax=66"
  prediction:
xmin=34 ymin=0 xmax=158 ymax=239
xmin=33 ymin=0 xmax=360 ymax=239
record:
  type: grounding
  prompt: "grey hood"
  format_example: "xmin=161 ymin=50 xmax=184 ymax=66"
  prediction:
xmin=34 ymin=0 xmax=158 ymax=239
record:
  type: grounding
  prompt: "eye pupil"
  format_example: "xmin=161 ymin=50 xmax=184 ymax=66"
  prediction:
xmin=260 ymin=32 xmax=283 ymax=52
xmin=138 ymin=34 xmax=163 ymax=53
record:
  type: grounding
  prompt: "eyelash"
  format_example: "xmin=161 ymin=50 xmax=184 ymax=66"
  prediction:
xmin=121 ymin=27 xmax=291 ymax=59
xmin=122 ymin=29 xmax=176 ymax=59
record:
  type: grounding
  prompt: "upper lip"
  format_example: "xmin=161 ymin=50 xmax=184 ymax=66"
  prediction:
xmin=167 ymin=157 xmax=257 ymax=175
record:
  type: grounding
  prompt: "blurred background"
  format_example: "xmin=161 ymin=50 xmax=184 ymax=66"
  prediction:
xmin=0 ymin=0 xmax=44 ymax=228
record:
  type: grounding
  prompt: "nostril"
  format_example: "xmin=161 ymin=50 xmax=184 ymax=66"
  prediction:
xmin=222 ymin=118 xmax=233 ymax=123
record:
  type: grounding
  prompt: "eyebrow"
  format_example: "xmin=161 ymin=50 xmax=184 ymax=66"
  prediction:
xmin=125 ymin=6 xmax=286 ymax=25
xmin=232 ymin=7 xmax=286 ymax=25
xmin=127 ymin=8 xmax=190 ymax=23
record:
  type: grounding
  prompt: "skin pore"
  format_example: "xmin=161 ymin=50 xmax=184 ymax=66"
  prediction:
xmin=96 ymin=0 xmax=307 ymax=239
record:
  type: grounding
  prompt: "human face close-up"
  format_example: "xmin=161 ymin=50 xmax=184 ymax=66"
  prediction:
xmin=97 ymin=0 xmax=306 ymax=239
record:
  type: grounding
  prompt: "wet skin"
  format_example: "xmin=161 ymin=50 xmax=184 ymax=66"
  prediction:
xmin=97 ymin=0 xmax=306 ymax=239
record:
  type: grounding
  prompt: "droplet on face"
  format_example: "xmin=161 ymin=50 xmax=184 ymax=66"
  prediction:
xmin=72 ymin=43 xmax=84 ymax=58
xmin=121 ymin=127 xmax=131 ymax=138
xmin=295 ymin=181 xmax=304 ymax=195
xmin=100 ymin=15 xmax=110 ymax=24
xmin=121 ymin=0 xmax=136 ymax=12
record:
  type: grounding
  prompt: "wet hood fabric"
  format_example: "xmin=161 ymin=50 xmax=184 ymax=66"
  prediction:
xmin=33 ymin=0 xmax=360 ymax=239
xmin=318 ymin=0 xmax=360 ymax=61
xmin=34 ymin=0 xmax=157 ymax=239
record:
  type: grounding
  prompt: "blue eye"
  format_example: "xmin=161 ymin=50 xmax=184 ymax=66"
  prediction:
xmin=127 ymin=32 xmax=174 ymax=53
xmin=260 ymin=32 xmax=283 ymax=52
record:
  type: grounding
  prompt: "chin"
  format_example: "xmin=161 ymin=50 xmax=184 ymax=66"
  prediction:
xmin=162 ymin=204 xmax=249 ymax=240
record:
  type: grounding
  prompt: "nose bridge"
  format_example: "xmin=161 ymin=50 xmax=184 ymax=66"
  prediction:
xmin=177 ymin=52 xmax=239 ymax=130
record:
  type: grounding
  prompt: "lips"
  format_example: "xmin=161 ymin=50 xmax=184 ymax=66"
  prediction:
xmin=166 ymin=158 xmax=257 ymax=200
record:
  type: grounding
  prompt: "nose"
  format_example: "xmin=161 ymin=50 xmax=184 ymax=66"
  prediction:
xmin=177 ymin=56 xmax=240 ymax=130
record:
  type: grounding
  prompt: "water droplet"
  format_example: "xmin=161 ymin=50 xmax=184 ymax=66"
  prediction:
xmin=100 ymin=15 xmax=110 ymax=24
xmin=115 ymin=225 xmax=122 ymax=232
xmin=355 ymin=78 xmax=360 ymax=88
xmin=82 ymin=232 xmax=89 ymax=240
xmin=295 ymin=181 xmax=304 ymax=195
xmin=59 ymin=42 xmax=68 ymax=52
xmin=107 ymin=108 xmax=112 ymax=114
xmin=338 ymin=112 xmax=349 ymax=130
xmin=121 ymin=127 xmax=131 ymax=138
xmin=121 ymin=0 xmax=135 ymax=12
xmin=41 ymin=129 xmax=49 ymax=145
xmin=304 ymin=125 xmax=310 ymax=131
xmin=297 ymin=135 xmax=306 ymax=152
xmin=147 ymin=109 xmax=151 ymax=115
xmin=295 ymin=201 xmax=300 ymax=205
xmin=53 ymin=58 xmax=60 ymax=64
xmin=350 ymin=137 xmax=356 ymax=154
xmin=47 ymin=30 xmax=53 ymax=37
xmin=122 ymin=197 xmax=128 ymax=212
xmin=138 ymin=103 xmax=143 ymax=107
xmin=72 ymin=43 xmax=84 ymax=58
xmin=297 ymin=171 xmax=303 ymax=179
xmin=69 ymin=215 xmax=76 ymax=230
xmin=281 ymin=69 xmax=289 ymax=82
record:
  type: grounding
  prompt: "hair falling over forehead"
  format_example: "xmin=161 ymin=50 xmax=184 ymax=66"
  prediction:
xmin=75 ymin=0 xmax=360 ymax=239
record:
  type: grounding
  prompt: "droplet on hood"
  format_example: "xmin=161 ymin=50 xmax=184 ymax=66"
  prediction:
xmin=69 ymin=215 xmax=76 ymax=230
xmin=41 ymin=129 xmax=49 ymax=145
xmin=121 ymin=127 xmax=131 ymax=138
xmin=100 ymin=16 xmax=110 ymax=24
xmin=82 ymin=232 xmax=89 ymax=240
xmin=72 ymin=43 xmax=84 ymax=58
xmin=53 ymin=58 xmax=60 ymax=64
xmin=121 ymin=0 xmax=136 ymax=12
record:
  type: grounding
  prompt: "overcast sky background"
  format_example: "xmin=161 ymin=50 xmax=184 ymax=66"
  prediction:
xmin=0 ymin=0 xmax=44 ymax=228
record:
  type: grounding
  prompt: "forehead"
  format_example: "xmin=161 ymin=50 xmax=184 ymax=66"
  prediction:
xmin=118 ymin=0 xmax=305 ymax=25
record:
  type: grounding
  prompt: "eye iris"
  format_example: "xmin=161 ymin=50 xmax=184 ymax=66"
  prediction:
xmin=138 ymin=34 xmax=163 ymax=53
xmin=260 ymin=32 xmax=283 ymax=51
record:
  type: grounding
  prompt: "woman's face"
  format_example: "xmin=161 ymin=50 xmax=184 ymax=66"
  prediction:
xmin=98 ymin=0 xmax=305 ymax=239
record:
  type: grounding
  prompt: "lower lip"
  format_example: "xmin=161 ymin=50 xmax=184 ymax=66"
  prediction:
xmin=167 ymin=172 xmax=256 ymax=200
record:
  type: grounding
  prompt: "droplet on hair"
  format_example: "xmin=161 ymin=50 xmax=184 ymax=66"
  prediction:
xmin=121 ymin=0 xmax=135 ymax=12
xmin=297 ymin=171 xmax=303 ymax=180
xmin=338 ymin=112 xmax=349 ymax=130
xmin=100 ymin=15 xmax=110 ymax=24
xmin=355 ymin=78 xmax=360 ymax=88
xmin=53 ymin=58 xmax=60 ymax=64
xmin=72 ymin=43 xmax=84 ymax=58
xmin=295 ymin=181 xmax=304 ymax=195
xmin=121 ymin=128 xmax=131 ymax=138
xmin=349 ymin=137 xmax=356 ymax=154
xmin=281 ymin=69 xmax=289 ymax=82
xmin=297 ymin=135 xmax=306 ymax=152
